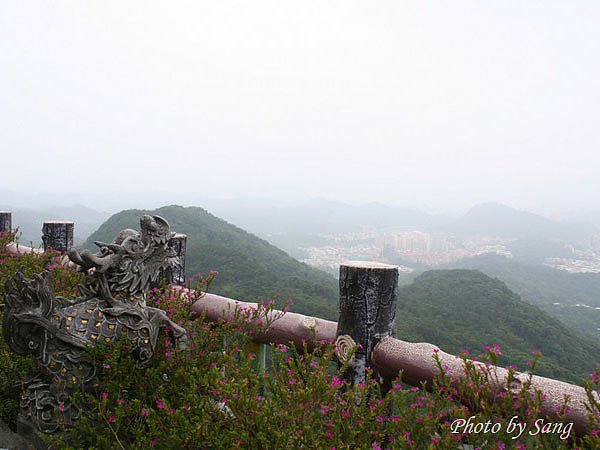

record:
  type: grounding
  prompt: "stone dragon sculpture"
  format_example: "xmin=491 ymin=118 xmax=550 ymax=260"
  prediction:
xmin=3 ymin=215 xmax=187 ymax=433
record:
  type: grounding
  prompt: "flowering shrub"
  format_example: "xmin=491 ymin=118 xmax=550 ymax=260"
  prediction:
xmin=0 ymin=231 xmax=82 ymax=299
xmin=0 ymin=238 xmax=599 ymax=448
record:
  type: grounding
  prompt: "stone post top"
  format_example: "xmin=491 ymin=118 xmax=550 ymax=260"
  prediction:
xmin=43 ymin=220 xmax=74 ymax=224
xmin=172 ymin=233 xmax=187 ymax=239
xmin=340 ymin=260 xmax=398 ymax=270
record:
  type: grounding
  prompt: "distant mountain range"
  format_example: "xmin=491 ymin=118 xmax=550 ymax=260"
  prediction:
xmin=447 ymin=202 xmax=596 ymax=243
xmin=204 ymin=198 xmax=453 ymax=235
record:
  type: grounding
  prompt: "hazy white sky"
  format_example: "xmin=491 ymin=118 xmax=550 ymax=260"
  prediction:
xmin=1 ymin=1 xmax=599 ymax=213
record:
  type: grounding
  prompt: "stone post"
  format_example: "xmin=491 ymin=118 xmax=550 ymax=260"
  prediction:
xmin=169 ymin=233 xmax=187 ymax=284
xmin=0 ymin=211 xmax=11 ymax=234
xmin=153 ymin=233 xmax=187 ymax=288
xmin=42 ymin=221 xmax=74 ymax=253
xmin=335 ymin=261 xmax=398 ymax=394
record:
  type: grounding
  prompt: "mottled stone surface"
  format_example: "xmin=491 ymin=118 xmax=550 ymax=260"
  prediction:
xmin=189 ymin=291 xmax=337 ymax=352
xmin=0 ymin=212 xmax=11 ymax=234
xmin=41 ymin=221 xmax=74 ymax=253
xmin=153 ymin=233 xmax=187 ymax=287
xmin=0 ymin=418 xmax=37 ymax=450
xmin=337 ymin=261 xmax=398 ymax=390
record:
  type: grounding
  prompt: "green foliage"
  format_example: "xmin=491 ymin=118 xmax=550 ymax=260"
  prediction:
xmin=396 ymin=270 xmax=600 ymax=384
xmin=83 ymin=205 xmax=339 ymax=320
xmin=443 ymin=253 xmax=600 ymax=340
xmin=0 ymin=231 xmax=82 ymax=300
xmin=42 ymin=293 xmax=600 ymax=449
xmin=1 ymin=247 xmax=600 ymax=448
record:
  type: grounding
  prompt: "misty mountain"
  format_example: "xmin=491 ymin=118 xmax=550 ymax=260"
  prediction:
xmin=449 ymin=202 xmax=596 ymax=243
xmin=205 ymin=198 xmax=452 ymax=236
xmin=397 ymin=270 xmax=599 ymax=384
xmin=1 ymin=204 xmax=110 ymax=246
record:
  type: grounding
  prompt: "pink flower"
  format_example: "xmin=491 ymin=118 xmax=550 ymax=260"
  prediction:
xmin=325 ymin=429 xmax=334 ymax=439
xmin=107 ymin=414 xmax=116 ymax=423
xmin=183 ymin=405 xmax=191 ymax=411
xmin=58 ymin=404 xmax=66 ymax=412
xmin=531 ymin=349 xmax=542 ymax=357
xmin=156 ymin=399 xmax=166 ymax=409
xmin=330 ymin=376 xmax=344 ymax=388
xmin=141 ymin=408 xmax=149 ymax=417
xmin=101 ymin=392 xmax=109 ymax=399
xmin=289 ymin=378 xmax=297 ymax=385
xmin=372 ymin=443 xmax=382 ymax=450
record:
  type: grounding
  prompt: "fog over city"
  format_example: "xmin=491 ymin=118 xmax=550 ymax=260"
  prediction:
xmin=1 ymin=1 xmax=600 ymax=215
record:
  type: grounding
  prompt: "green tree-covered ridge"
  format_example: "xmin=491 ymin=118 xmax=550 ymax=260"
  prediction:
xmin=84 ymin=205 xmax=338 ymax=320
xmin=397 ymin=270 xmax=599 ymax=384
xmin=85 ymin=205 xmax=598 ymax=383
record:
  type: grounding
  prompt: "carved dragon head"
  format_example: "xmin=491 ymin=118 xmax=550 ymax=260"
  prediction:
xmin=68 ymin=215 xmax=180 ymax=298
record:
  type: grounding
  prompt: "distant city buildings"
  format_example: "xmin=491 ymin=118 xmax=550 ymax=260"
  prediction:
xmin=298 ymin=227 xmax=600 ymax=275
xmin=299 ymin=228 xmax=513 ymax=275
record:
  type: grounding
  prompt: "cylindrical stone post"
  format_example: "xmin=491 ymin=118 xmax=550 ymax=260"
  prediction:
xmin=336 ymin=261 xmax=398 ymax=393
xmin=0 ymin=211 xmax=11 ymax=234
xmin=152 ymin=233 xmax=188 ymax=288
xmin=169 ymin=233 xmax=187 ymax=285
xmin=42 ymin=221 xmax=74 ymax=253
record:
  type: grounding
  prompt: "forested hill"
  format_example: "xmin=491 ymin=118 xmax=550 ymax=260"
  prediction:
xmin=396 ymin=270 xmax=599 ymax=384
xmin=83 ymin=205 xmax=338 ymax=320
xmin=441 ymin=253 xmax=600 ymax=341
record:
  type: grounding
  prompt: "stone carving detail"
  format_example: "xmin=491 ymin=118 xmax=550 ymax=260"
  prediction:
xmin=334 ymin=334 xmax=357 ymax=367
xmin=153 ymin=233 xmax=187 ymax=287
xmin=0 ymin=211 xmax=11 ymax=234
xmin=42 ymin=221 xmax=74 ymax=253
xmin=3 ymin=215 xmax=186 ymax=433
